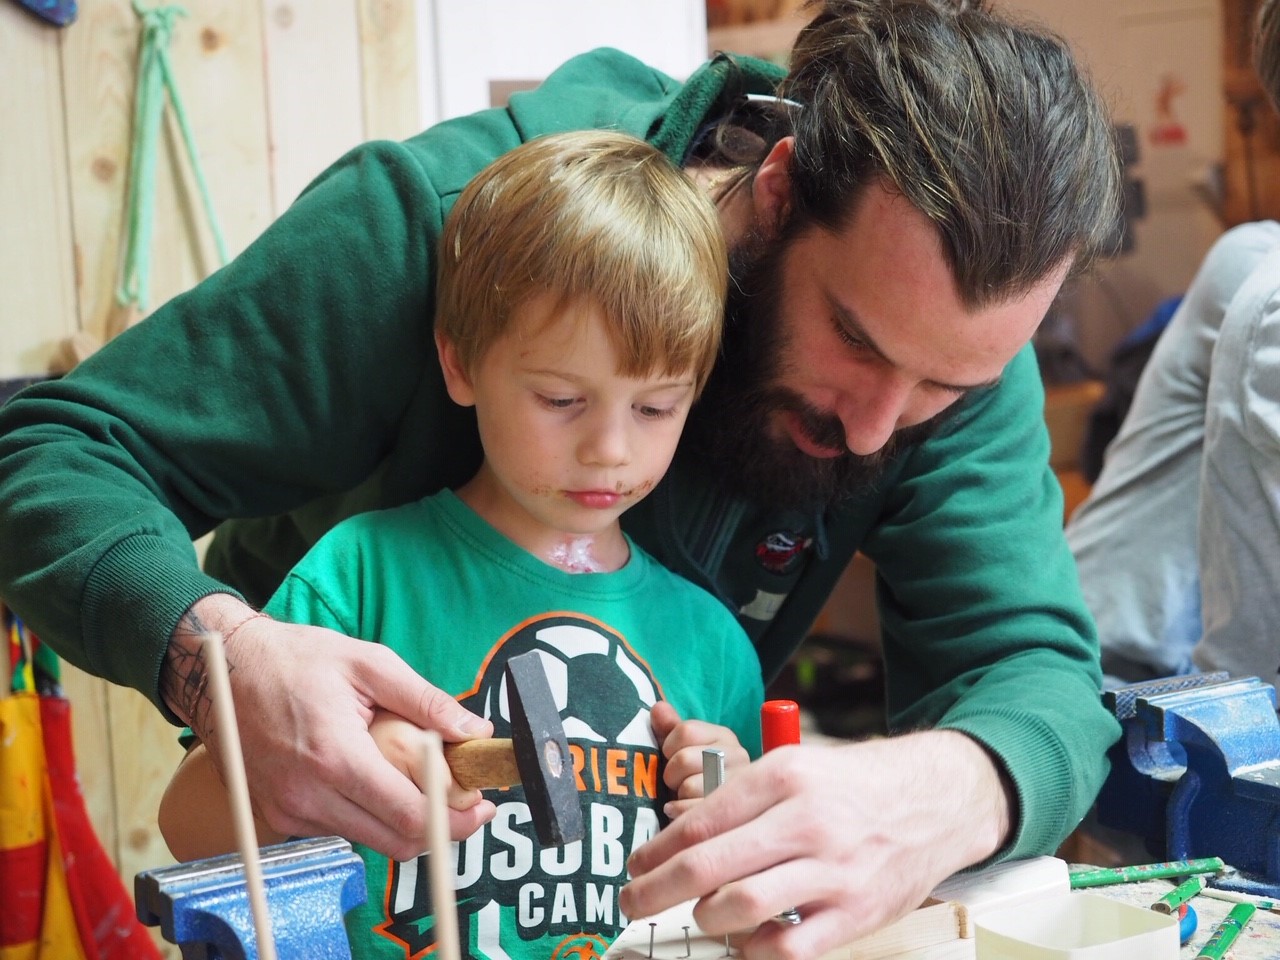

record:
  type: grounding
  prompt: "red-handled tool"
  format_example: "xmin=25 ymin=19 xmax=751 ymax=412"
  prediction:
xmin=761 ymin=699 xmax=803 ymax=925
xmin=761 ymin=699 xmax=801 ymax=752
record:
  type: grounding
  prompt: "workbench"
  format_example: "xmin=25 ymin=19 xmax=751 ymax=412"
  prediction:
xmin=1084 ymin=877 xmax=1280 ymax=959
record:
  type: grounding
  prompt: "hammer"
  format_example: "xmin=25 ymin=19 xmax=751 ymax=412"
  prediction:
xmin=443 ymin=650 xmax=584 ymax=847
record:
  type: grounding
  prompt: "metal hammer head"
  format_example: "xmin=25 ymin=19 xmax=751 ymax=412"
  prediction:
xmin=504 ymin=650 xmax=585 ymax=847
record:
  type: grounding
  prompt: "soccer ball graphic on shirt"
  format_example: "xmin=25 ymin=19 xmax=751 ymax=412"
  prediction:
xmin=466 ymin=614 xmax=660 ymax=748
xmin=378 ymin=612 xmax=666 ymax=960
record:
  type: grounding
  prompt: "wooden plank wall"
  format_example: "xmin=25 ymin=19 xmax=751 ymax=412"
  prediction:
xmin=1 ymin=2 xmax=419 ymax=953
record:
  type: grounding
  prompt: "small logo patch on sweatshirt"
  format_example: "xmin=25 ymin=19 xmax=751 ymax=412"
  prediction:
xmin=754 ymin=531 xmax=812 ymax=575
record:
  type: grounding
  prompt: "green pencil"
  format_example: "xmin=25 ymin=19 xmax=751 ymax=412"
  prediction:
xmin=1068 ymin=857 xmax=1225 ymax=889
xmin=1196 ymin=902 xmax=1257 ymax=960
xmin=1151 ymin=875 xmax=1207 ymax=914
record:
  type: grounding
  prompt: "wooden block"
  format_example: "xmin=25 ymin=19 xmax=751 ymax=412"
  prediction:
xmin=601 ymin=899 xmax=751 ymax=959
xmin=820 ymin=901 xmax=968 ymax=960
xmin=929 ymin=856 xmax=1069 ymax=928
xmin=602 ymin=898 xmax=967 ymax=960
xmin=603 ymin=858 xmax=1069 ymax=960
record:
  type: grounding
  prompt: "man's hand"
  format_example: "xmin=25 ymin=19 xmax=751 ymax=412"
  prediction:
xmin=619 ymin=730 xmax=1014 ymax=960
xmin=650 ymin=700 xmax=750 ymax=818
xmin=160 ymin=593 xmax=495 ymax=861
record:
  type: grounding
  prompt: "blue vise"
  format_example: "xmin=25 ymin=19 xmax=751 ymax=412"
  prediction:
xmin=135 ymin=836 xmax=366 ymax=959
xmin=1095 ymin=673 xmax=1280 ymax=897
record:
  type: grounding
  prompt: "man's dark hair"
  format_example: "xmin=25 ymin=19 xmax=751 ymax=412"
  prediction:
xmin=703 ymin=0 xmax=1122 ymax=305
xmin=782 ymin=0 xmax=1122 ymax=305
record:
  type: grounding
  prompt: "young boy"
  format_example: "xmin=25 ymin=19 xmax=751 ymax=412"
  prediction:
xmin=159 ymin=130 xmax=764 ymax=960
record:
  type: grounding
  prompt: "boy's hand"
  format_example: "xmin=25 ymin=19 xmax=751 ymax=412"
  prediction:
xmin=650 ymin=700 xmax=749 ymax=818
xmin=369 ymin=709 xmax=496 ymax=828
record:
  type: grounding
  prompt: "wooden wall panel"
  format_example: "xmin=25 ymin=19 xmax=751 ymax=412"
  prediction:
xmin=57 ymin=1 xmax=273 ymax=348
xmin=357 ymin=0 xmax=421 ymax=141
xmin=107 ymin=685 xmax=186 ymax=924
xmin=160 ymin=0 xmax=274 ymax=268
xmin=60 ymin=664 xmax=119 ymax=866
xmin=0 ymin=3 xmax=384 ymax=945
xmin=0 ymin=6 xmax=77 ymax=378
xmin=60 ymin=2 xmax=137 ymax=346
xmin=262 ymin=0 xmax=365 ymax=213
xmin=141 ymin=2 xmax=272 ymax=322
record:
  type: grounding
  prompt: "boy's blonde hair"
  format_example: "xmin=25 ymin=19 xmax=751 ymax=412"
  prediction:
xmin=436 ymin=131 xmax=727 ymax=394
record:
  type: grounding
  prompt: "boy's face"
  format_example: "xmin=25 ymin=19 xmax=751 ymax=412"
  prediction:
xmin=438 ymin=296 xmax=696 ymax=562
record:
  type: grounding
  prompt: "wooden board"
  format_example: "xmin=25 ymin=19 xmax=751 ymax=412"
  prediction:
xmin=143 ymin=0 xmax=272 ymax=319
xmin=59 ymin=0 xmax=272 ymax=349
xmin=59 ymin=0 xmax=138 ymax=346
xmin=357 ymin=0 xmax=420 ymax=141
xmin=60 ymin=664 xmax=120 ymax=865
xmin=261 ymin=0 xmax=364 ymax=212
xmin=1 ymin=5 xmax=390 ymax=955
xmin=61 ymin=660 xmax=186 ymax=960
xmin=0 ymin=4 xmax=77 ymax=378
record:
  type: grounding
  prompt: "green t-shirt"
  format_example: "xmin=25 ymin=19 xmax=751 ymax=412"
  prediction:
xmin=265 ymin=491 xmax=764 ymax=960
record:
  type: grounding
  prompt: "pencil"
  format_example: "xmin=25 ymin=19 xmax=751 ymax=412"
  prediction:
xmin=1068 ymin=857 xmax=1225 ymax=889
xmin=1196 ymin=903 xmax=1256 ymax=960
xmin=1196 ymin=887 xmax=1280 ymax=914
xmin=1151 ymin=876 xmax=1206 ymax=914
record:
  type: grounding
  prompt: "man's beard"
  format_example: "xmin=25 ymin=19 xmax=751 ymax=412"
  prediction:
xmin=684 ymin=226 xmax=943 ymax=509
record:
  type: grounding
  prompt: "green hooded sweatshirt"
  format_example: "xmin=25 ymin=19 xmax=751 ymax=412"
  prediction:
xmin=0 ymin=48 xmax=1117 ymax=862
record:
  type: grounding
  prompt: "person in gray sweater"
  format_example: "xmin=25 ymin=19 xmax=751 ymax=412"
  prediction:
xmin=1069 ymin=0 xmax=1280 ymax=695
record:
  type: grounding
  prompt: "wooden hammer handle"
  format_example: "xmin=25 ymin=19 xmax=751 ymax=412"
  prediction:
xmin=441 ymin=738 xmax=521 ymax=790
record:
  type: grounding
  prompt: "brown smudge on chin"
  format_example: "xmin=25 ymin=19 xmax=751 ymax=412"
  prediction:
xmin=632 ymin=479 xmax=655 ymax=496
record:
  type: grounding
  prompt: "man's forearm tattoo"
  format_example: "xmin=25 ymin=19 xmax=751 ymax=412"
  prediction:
xmin=161 ymin=604 xmax=266 ymax=737
xmin=166 ymin=605 xmax=250 ymax=733
xmin=161 ymin=608 xmax=216 ymax=733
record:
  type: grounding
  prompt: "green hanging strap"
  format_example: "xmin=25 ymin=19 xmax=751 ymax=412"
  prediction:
xmin=117 ymin=2 xmax=228 ymax=314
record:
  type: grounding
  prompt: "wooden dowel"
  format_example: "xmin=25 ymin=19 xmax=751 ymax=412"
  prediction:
xmin=423 ymin=731 xmax=461 ymax=960
xmin=201 ymin=632 xmax=278 ymax=960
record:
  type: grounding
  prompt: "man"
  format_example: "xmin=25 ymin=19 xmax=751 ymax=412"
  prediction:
xmin=0 ymin=0 xmax=1122 ymax=955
